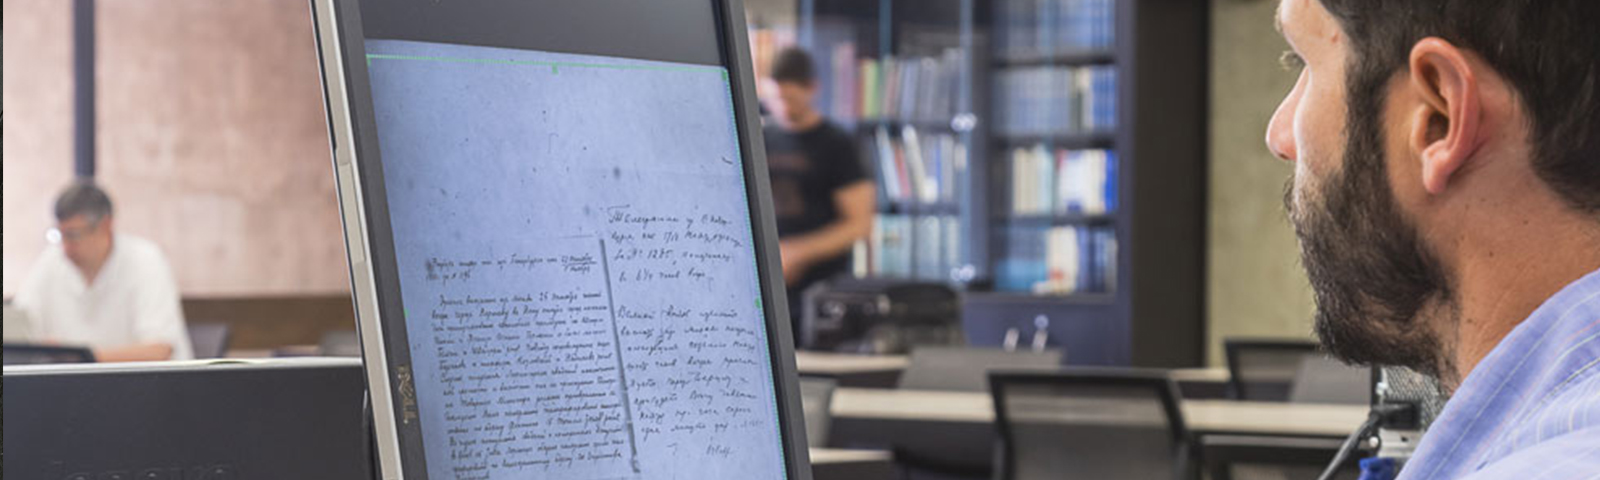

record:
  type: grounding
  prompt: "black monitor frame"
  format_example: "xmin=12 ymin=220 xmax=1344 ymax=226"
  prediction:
xmin=307 ymin=0 xmax=810 ymax=478
xmin=1 ymin=343 xmax=96 ymax=366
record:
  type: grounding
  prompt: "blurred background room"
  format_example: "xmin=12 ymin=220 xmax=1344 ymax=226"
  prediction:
xmin=4 ymin=1 xmax=1367 ymax=479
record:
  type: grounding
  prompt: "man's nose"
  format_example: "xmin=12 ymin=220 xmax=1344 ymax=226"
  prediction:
xmin=1266 ymin=107 xmax=1298 ymax=162
xmin=1266 ymin=88 xmax=1299 ymax=163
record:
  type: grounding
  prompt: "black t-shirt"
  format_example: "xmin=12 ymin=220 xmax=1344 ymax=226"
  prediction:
xmin=762 ymin=121 xmax=868 ymax=313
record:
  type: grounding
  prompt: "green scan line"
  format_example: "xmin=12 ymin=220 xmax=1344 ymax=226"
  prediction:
xmin=365 ymin=53 xmax=720 ymax=74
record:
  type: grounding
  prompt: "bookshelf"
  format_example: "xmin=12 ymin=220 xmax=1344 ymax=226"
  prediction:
xmin=783 ymin=0 xmax=1206 ymax=367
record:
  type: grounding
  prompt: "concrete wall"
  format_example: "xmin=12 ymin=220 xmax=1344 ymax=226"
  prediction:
xmin=2 ymin=0 xmax=348 ymax=297
xmin=1206 ymin=0 xmax=1317 ymax=365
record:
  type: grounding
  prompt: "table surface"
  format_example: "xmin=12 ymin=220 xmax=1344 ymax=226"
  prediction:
xmin=793 ymin=352 xmax=910 ymax=375
xmin=793 ymin=353 xmax=1231 ymax=380
xmin=830 ymin=388 xmax=1365 ymax=438
xmin=1170 ymin=367 xmax=1230 ymax=383
xmin=808 ymin=448 xmax=894 ymax=465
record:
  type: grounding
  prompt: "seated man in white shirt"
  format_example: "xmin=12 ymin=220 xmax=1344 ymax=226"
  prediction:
xmin=13 ymin=181 xmax=193 ymax=361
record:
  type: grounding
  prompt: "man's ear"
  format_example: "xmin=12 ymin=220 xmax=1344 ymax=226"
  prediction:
xmin=1407 ymin=37 xmax=1482 ymax=195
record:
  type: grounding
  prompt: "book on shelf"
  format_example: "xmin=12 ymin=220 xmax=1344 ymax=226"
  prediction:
xmin=994 ymin=65 xmax=1116 ymax=138
xmin=857 ymin=213 xmax=962 ymax=282
xmin=997 ymin=224 xmax=1116 ymax=295
xmin=997 ymin=0 xmax=1116 ymax=61
xmin=828 ymin=42 xmax=859 ymax=126
xmin=848 ymin=49 xmax=963 ymax=124
xmin=873 ymin=127 xmax=968 ymax=207
xmin=1009 ymin=146 xmax=1116 ymax=216
xmin=856 ymin=127 xmax=968 ymax=282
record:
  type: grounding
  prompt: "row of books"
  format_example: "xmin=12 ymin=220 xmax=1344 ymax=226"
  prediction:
xmin=1009 ymin=147 xmax=1117 ymax=216
xmin=996 ymin=225 xmax=1117 ymax=295
xmin=993 ymin=65 xmax=1117 ymax=137
xmin=826 ymin=46 xmax=965 ymax=124
xmin=853 ymin=214 xmax=963 ymax=282
xmin=872 ymin=128 xmax=968 ymax=206
xmin=996 ymin=0 xmax=1117 ymax=59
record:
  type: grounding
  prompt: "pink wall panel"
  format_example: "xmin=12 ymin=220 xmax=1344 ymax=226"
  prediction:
xmin=3 ymin=0 xmax=77 ymax=297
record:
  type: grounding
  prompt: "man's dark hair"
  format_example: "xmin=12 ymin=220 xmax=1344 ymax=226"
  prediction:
xmin=770 ymin=47 xmax=817 ymax=86
xmin=1317 ymin=0 xmax=1600 ymax=213
xmin=54 ymin=180 xmax=113 ymax=222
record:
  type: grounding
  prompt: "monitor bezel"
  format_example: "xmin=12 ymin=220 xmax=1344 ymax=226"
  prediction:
xmin=307 ymin=0 xmax=811 ymax=478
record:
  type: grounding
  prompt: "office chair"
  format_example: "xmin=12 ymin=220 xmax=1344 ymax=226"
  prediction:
xmin=1288 ymin=355 xmax=1372 ymax=405
xmin=798 ymin=376 xmax=838 ymax=448
xmin=1224 ymin=339 xmax=1319 ymax=401
xmin=1209 ymin=340 xmax=1368 ymax=480
xmin=897 ymin=346 xmax=1062 ymax=392
xmin=186 ymin=322 xmax=232 ymax=359
xmin=319 ymin=330 xmax=362 ymax=357
xmin=3 ymin=343 xmax=96 ymax=365
xmin=989 ymin=368 xmax=1195 ymax=480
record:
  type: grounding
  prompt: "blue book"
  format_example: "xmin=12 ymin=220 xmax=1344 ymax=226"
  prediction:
xmin=1080 ymin=227 xmax=1094 ymax=293
xmin=998 ymin=225 xmax=1028 ymax=291
xmin=1104 ymin=149 xmax=1118 ymax=212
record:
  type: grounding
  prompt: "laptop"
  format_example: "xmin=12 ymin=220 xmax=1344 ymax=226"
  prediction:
xmin=309 ymin=0 xmax=810 ymax=478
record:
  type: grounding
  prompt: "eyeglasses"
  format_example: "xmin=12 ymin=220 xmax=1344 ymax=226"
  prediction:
xmin=45 ymin=218 xmax=103 ymax=244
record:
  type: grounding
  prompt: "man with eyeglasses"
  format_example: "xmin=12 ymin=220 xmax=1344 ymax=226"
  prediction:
xmin=13 ymin=181 xmax=192 ymax=361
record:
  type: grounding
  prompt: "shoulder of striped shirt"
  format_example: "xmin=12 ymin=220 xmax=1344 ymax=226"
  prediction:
xmin=1466 ymin=424 xmax=1600 ymax=480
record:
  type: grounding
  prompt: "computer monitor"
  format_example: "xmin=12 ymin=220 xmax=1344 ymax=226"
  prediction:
xmin=309 ymin=1 xmax=807 ymax=479
xmin=3 ymin=359 xmax=368 ymax=480
xmin=3 ymin=343 xmax=95 ymax=366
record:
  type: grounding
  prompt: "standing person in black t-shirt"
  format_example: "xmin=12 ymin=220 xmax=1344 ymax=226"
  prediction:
xmin=760 ymin=48 xmax=876 ymax=338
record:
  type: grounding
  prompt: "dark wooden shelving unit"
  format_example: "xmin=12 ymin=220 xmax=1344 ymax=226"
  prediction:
xmin=800 ymin=0 xmax=1207 ymax=367
xmin=991 ymin=50 xmax=1116 ymax=68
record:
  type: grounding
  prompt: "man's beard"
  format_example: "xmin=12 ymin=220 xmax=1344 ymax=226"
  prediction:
xmin=1284 ymin=80 xmax=1456 ymax=380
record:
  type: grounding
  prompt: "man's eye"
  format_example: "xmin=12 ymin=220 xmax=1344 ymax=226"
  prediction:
xmin=1280 ymin=50 xmax=1306 ymax=71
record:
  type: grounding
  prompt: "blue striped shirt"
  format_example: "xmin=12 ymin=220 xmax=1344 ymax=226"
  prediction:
xmin=1399 ymin=268 xmax=1600 ymax=480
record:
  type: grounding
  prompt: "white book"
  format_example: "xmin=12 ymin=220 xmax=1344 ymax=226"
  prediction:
xmin=875 ymin=127 xmax=901 ymax=201
xmin=901 ymin=127 xmax=934 ymax=204
xmin=1011 ymin=148 xmax=1029 ymax=215
xmin=1036 ymin=144 xmax=1055 ymax=215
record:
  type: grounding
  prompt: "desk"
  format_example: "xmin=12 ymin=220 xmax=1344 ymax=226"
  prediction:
xmin=224 ymin=348 xmax=276 ymax=359
xmin=831 ymin=388 xmax=1363 ymax=436
xmin=827 ymin=388 xmax=1366 ymax=474
xmin=1171 ymin=367 xmax=1230 ymax=383
xmin=794 ymin=351 xmax=908 ymax=388
xmin=809 ymin=448 xmax=895 ymax=480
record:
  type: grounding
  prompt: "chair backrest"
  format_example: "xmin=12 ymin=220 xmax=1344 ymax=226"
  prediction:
xmin=1225 ymin=339 xmax=1318 ymax=401
xmin=797 ymin=376 xmax=837 ymax=448
xmin=990 ymin=368 xmax=1191 ymax=480
xmin=3 ymin=343 xmax=96 ymax=365
xmin=319 ymin=330 xmax=362 ymax=357
xmin=897 ymin=346 xmax=1063 ymax=392
xmin=186 ymin=322 xmax=232 ymax=359
xmin=1288 ymin=355 xmax=1372 ymax=405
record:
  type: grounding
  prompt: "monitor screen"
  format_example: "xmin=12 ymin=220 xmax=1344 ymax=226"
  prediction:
xmin=315 ymin=0 xmax=799 ymax=478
